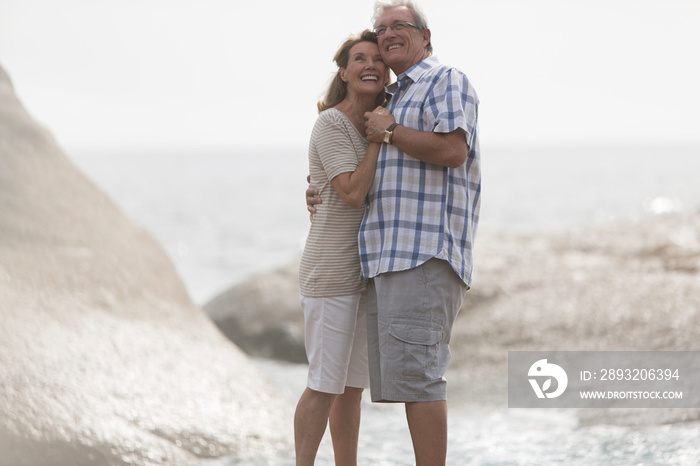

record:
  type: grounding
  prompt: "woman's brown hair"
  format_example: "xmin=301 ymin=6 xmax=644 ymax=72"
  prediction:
xmin=317 ymin=30 xmax=388 ymax=113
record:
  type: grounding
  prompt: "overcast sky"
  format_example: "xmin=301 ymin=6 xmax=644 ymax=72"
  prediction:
xmin=1 ymin=0 xmax=699 ymax=153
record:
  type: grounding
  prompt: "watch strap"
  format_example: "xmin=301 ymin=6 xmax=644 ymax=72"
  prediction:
xmin=385 ymin=123 xmax=399 ymax=144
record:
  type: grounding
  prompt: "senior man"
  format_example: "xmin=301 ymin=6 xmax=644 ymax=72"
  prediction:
xmin=307 ymin=1 xmax=480 ymax=464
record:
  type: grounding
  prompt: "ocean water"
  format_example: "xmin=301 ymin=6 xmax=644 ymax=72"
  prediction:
xmin=69 ymin=143 xmax=700 ymax=307
xmin=206 ymin=360 xmax=700 ymax=466
xmin=68 ymin=144 xmax=700 ymax=465
xmin=71 ymin=144 xmax=312 ymax=305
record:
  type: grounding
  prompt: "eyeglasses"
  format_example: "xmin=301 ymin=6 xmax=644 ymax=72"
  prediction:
xmin=373 ymin=21 xmax=420 ymax=37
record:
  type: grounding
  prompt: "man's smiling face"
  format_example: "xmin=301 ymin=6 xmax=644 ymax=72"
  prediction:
xmin=374 ymin=6 xmax=431 ymax=75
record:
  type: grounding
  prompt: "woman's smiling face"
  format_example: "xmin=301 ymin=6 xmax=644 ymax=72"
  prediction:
xmin=340 ymin=41 xmax=387 ymax=98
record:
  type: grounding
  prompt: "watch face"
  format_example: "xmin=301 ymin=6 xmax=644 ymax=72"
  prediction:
xmin=383 ymin=131 xmax=391 ymax=143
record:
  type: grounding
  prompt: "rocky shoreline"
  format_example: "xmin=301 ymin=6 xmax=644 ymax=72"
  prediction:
xmin=206 ymin=212 xmax=700 ymax=427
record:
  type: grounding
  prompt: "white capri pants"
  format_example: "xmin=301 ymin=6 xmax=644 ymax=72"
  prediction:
xmin=300 ymin=291 xmax=370 ymax=394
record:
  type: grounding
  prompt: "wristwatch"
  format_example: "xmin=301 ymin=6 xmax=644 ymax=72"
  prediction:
xmin=383 ymin=123 xmax=399 ymax=144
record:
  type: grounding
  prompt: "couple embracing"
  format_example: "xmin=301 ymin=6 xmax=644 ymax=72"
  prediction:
xmin=295 ymin=1 xmax=481 ymax=464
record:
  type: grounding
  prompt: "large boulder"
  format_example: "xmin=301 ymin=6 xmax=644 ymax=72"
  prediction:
xmin=0 ymin=64 xmax=293 ymax=465
xmin=204 ymin=263 xmax=307 ymax=363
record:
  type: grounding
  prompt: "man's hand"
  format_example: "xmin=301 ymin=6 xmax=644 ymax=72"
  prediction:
xmin=306 ymin=174 xmax=321 ymax=221
xmin=364 ymin=106 xmax=395 ymax=143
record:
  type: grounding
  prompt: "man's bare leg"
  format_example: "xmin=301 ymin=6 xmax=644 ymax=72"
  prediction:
xmin=405 ymin=400 xmax=448 ymax=466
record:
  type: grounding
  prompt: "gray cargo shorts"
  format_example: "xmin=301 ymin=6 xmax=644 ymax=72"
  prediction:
xmin=366 ymin=258 xmax=468 ymax=402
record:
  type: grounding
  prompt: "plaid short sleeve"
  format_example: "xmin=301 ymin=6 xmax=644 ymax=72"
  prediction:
xmin=359 ymin=57 xmax=481 ymax=287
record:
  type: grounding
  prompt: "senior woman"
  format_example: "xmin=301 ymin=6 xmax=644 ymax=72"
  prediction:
xmin=295 ymin=30 xmax=389 ymax=465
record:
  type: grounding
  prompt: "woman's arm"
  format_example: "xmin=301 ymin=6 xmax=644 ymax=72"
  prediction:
xmin=329 ymin=142 xmax=381 ymax=209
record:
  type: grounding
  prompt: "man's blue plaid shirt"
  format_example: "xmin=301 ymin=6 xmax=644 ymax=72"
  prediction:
xmin=358 ymin=56 xmax=481 ymax=288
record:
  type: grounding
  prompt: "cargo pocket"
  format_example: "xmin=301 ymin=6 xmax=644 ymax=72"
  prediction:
xmin=389 ymin=322 xmax=443 ymax=380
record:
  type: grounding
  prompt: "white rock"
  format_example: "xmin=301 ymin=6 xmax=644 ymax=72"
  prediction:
xmin=0 ymin=64 xmax=293 ymax=466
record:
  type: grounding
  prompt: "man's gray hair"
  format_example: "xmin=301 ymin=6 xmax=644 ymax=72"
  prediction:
xmin=372 ymin=0 xmax=432 ymax=53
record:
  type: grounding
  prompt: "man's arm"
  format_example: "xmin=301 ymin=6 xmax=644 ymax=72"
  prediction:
xmin=391 ymin=125 xmax=468 ymax=168
xmin=306 ymin=175 xmax=321 ymax=219
xmin=364 ymin=107 xmax=469 ymax=168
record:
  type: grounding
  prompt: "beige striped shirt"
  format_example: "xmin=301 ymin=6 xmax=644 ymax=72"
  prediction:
xmin=299 ymin=108 xmax=369 ymax=297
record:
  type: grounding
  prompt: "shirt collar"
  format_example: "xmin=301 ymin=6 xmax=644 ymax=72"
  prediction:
xmin=386 ymin=56 xmax=439 ymax=95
